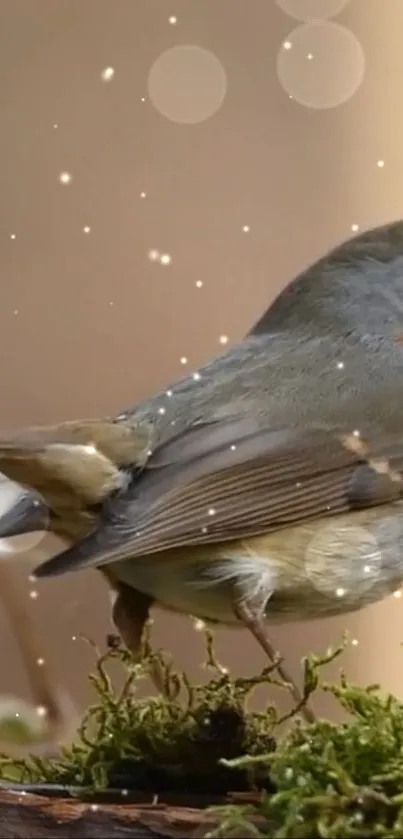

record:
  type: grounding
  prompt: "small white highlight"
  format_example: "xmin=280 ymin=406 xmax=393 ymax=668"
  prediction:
xmin=101 ymin=67 xmax=115 ymax=82
xmin=194 ymin=618 xmax=206 ymax=631
xmin=36 ymin=705 xmax=47 ymax=718
xmin=84 ymin=444 xmax=97 ymax=455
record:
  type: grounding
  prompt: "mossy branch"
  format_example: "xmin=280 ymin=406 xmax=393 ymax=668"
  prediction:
xmin=0 ymin=626 xmax=402 ymax=836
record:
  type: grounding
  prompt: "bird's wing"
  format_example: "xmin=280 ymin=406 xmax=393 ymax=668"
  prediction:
xmin=0 ymin=419 xmax=150 ymax=507
xmin=32 ymin=414 xmax=403 ymax=578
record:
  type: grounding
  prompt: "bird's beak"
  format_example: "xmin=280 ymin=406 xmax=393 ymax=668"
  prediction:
xmin=0 ymin=487 xmax=49 ymax=538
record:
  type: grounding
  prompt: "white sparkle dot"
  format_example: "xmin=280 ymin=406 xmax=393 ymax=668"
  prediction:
xmin=351 ymin=224 xmax=359 ymax=232
xmin=194 ymin=618 xmax=205 ymax=631
xmin=83 ymin=226 xmax=91 ymax=234
xmin=377 ymin=159 xmax=385 ymax=168
xmin=28 ymin=574 xmax=36 ymax=583
xmin=393 ymin=589 xmax=402 ymax=598
xmin=208 ymin=507 xmax=216 ymax=516
xmin=84 ymin=444 xmax=97 ymax=455
xmin=53 ymin=123 xmax=58 ymax=129
xmin=158 ymin=406 xmax=166 ymax=415
xmin=159 ymin=253 xmax=172 ymax=265
xmin=180 ymin=356 xmax=188 ymax=365
xmin=283 ymin=40 xmax=292 ymax=50
xmin=90 ymin=803 xmax=99 ymax=812
xmin=351 ymin=638 xmax=359 ymax=646
xmin=195 ymin=280 xmax=203 ymax=288
xmin=219 ymin=335 xmax=229 ymax=345
xmin=242 ymin=225 xmax=250 ymax=233
xmin=337 ymin=361 xmax=344 ymax=369
xmin=141 ymin=96 xmax=146 ymax=102
xmin=10 ymin=233 xmax=16 ymax=240
xmin=192 ymin=371 xmax=201 ymax=380
xmin=166 ymin=389 xmax=173 ymax=397
xmin=168 ymin=15 xmax=177 ymax=24
xmin=148 ymin=248 xmax=160 ymax=261
xmin=72 ymin=635 xmax=77 ymax=641
xmin=140 ymin=191 xmax=147 ymax=198
xmin=121 ymin=789 xmax=128 ymax=797
xmin=201 ymin=526 xmax=208 ymax=534
xmin=353 ymin=429 xmax=360 ymax=437
xmin=101 ymin=66 xmax=115 ymax=82
xmin=13 ymin=309 xmax=19 ymax=315
xmin=230 ymin=444 xmax=236 ymax=451
xmin=307 ymin=52 xmax=313 ymax=60
xmin=36 ymin=705 xmax=47 ymax=718
xmin=29 ymin=590 xmax=38 ymax=600
xmin=36 ymin=657 xmax=45 ymax=666
xmin=59 ymin=172 xmax=72 ymax=184
xmin=335 ymin=587 xmax=346 ymax=597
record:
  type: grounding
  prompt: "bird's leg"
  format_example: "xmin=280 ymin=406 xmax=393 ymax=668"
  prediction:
xmin=100 ymin=570 xmax=170 ymax=697
xmin=233 ymin=599 xmax=316 ymax=724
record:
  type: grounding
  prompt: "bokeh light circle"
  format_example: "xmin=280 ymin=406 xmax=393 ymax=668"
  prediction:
xmin=276 ymin=0 xmax=350 ymax=22
xmin=147 ymin=45 xmax=227 ymax=124
xmin=0 ymin=479 xmax=49 ymax=556
xmin=304 ymin=521 xmax=382 ymax=600
xmin=277 ymin=21 xmax=365 ymax=109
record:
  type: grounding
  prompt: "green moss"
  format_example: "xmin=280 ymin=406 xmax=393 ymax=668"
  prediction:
xmin=214 ymin=648 xmax=403 ymax=837
xmin=2 ymin=627 xmax=403 ymax=837
xmin=0 ymin=626 xmax=280 ymax=795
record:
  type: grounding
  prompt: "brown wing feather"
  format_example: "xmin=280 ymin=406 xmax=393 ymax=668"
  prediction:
xmin=33 ymin=416 xmax=403 ymax=578
xmin=0 ymin=420 xmax=149 ymax=507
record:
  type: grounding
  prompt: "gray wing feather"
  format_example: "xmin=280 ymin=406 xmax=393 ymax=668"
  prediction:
xmin=33 ymin=416 xmax=403 ymax=578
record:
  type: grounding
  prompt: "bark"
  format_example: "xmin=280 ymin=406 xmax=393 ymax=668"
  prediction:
xmin=0 ymin=787 xmax=264 ymax=838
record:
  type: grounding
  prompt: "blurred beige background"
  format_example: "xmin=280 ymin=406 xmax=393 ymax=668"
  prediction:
xmin=0 ymin=0 xmax=403 ymax=729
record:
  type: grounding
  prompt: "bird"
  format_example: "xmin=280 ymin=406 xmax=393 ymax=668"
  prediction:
xmin=2 ymin=219 xmax=403 ymax=722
